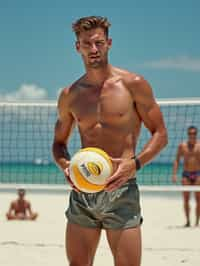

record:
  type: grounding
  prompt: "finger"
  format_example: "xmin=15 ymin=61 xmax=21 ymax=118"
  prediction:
xmin=105 ymin=179 xmax=124 ymax=192
xmin=110 ymin=157 xmax=122 ymax=164
xmin=105 ymin=168 xmax=122 ymax=185
xmin=106 ymin=174 xmax=124 ymax=189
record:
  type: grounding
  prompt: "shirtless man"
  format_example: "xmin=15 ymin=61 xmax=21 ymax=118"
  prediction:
xmin=52 ymin=16 xmax=168 ymax=266
xmin=6 ymin=188 xmax=38 ymax=220
xmin=172 ymin=126 xmax=200 ymax=227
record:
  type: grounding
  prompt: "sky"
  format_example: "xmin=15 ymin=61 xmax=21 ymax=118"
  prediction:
xmin=0 ymin=0 xmax=200 ymax=101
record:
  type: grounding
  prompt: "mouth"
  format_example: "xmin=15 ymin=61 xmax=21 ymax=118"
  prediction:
xmin=89 ymin=54 xmax=100 ymax=59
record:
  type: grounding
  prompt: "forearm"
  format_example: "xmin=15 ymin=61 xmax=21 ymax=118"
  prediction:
xmin=52 ymin=142 xmax=70 ymax=170
xmin=136 ymin=130 xmax=168 ymax=166
xmin=173 ymin=160 xmax=179 ymax=175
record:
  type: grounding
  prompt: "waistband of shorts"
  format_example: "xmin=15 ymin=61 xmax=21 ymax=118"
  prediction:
xmin=76 ymin=176 xmax=137 ymax=195
xmin=182 ymin=170 xmax=200 ymax=177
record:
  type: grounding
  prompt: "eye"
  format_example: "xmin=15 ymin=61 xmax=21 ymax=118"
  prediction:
xmin=96 ymin=41 xmax=104 ymax=46
xmin=82 ymin=41 xmax=90 ymax=47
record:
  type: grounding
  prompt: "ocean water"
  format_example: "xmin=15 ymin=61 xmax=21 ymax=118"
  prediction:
xmin=0 ymin=102 xmax=199 ymax=186
xmin=0 ymin=162 xmax=183 ymax=186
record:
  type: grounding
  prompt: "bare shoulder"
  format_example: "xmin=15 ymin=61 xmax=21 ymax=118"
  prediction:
xmin=113 ymin=67 xmax=140 ymax=83
xmin=57 ymin=84 xmax=74 ymax=107
xmin=178 ymin=142 xmax=185 ymax=150
xmin=120 ymin=69 xmax=157 ymax=113
xmin=125 ymin=72 xmax=153 ymax=100
xmin=58 ymin=75 xmax=85 ymax=102
xmin=25 ymin=200 xmax=31 ymax=207
xmin=114 ymin=67 xmax=154 ymax=101
xmin=11 ymin=200 xmax=17 ymax=207
xmin=57 ymin=76 xmax=84 ymax=116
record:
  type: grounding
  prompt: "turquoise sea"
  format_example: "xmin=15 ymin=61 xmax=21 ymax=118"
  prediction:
xmin=0 ymin=162 xmax=183 ymax=186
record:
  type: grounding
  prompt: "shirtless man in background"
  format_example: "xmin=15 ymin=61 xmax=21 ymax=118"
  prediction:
xmin=6 ymin=188 xmax=38 ymax=220
xmin=172 ymin=126 xmax=200 ymax=227
xmin=52 ymin=16 xmax=168 ymax=266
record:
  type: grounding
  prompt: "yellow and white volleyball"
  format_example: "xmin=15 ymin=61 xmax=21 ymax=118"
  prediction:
xmin=69 ymin=147 xmax=113 ymax=193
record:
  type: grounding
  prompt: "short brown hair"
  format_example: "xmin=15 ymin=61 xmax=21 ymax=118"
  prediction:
xmin=72 ymin=16 xmax=111 ymax=38
xmin=188 ymin=126 xmax=198 ymax=133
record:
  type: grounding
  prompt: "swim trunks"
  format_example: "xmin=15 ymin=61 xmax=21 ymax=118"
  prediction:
xmin=182 ymin=170 xmax=200 ymax=184
xmin=65 ymin=178 xmax=142 ymax=229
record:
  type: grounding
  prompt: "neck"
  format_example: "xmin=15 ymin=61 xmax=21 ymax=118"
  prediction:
xmin=188 ymin=140 xmax=196 ymax=146
xmin=18 ymin=197 xmax=24 ymax=201
xmin=85 ymin=64 xmax=112 ymax=86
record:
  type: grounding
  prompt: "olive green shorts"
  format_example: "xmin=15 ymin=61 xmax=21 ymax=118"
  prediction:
xmin=65 ymin=178 xmax=142 ymax=229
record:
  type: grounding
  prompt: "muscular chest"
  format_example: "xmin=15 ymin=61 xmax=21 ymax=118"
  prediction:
xmin=15 ymin=202 xmax=26 ymax=212
xmin=183 ymin=145 xmax=200 ymax=158
xmin=70 ymin=83 xmax=133 ymax=125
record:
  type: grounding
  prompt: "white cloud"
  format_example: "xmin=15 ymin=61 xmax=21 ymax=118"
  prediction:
xmin=142 ymin=56 xmax=200 ymax=72
xmin=0 ymin=84 xmax=48 ymax=102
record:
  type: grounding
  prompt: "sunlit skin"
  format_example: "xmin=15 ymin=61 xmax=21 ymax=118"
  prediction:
xmin=52 ymin=26 xmax=168 ymax=266
xmin=6 ymin=189 xmax=38 ymax=221
xmin=172 ymin=128 xmax=200 ymax=226
xmin=76 ymin=28 xmax=111 ymax=69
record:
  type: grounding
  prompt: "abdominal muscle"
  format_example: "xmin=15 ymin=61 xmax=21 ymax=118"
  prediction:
xmin=78 ymin=121 xmax=139 ymax=159
xmin=183 ymin=157 xmax=200 ymax=172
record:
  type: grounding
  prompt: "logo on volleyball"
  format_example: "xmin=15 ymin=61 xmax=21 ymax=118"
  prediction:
xmin=86 ymin=162 xmax=103 ymax=176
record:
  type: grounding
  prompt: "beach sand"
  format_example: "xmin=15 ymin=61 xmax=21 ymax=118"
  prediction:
xmin=0 ymin=190 xmax=199 ymax=266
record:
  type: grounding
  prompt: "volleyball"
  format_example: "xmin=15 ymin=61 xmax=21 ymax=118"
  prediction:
xmin=69 ymin=147 xmax=113 ymax=193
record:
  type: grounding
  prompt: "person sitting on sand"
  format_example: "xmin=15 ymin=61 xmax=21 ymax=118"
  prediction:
xmin=6 ymin=187 xmax=38 ymax=221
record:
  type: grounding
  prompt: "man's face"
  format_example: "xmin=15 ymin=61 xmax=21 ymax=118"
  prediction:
xmin=188 ymin=128 xmax=197 ymax=143
xmin=76 ymin=27 xmax=112 ymax=68
xmin=18 ymin=189 xmax=25 ymax=199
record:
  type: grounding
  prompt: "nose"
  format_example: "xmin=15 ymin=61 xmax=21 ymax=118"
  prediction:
xmin=91 ymin=43 xmax=98 ymax=53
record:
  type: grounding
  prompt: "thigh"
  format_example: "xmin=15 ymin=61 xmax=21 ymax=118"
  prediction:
xmin=194 ymin=176 xmax=200 ymax=200
xmin=102 ymin=179 xmax=142 ymax=230
xmin=106 ymin=226 xmax=142 ymax=266
xmin=182 ymin=177 xmax=191 ymax=200
xmin=182 ymin=177 xmax=192 ymax=186
xmin=66 ymin=222 xmax=101 ymax=265
xmin=194 ymin=176 xmax=200 ymax=186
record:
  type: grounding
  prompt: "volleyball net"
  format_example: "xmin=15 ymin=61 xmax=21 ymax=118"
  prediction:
xmin=0 ymin=99 xmax=200 ymax=192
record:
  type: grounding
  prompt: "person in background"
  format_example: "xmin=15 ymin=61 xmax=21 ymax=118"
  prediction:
xmin=6 ymin=187 xmax=38 ymax=220
xmin=172 ymin=126 xmax=200 ymax=227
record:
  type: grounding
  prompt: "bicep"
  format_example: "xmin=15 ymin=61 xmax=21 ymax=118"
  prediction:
xmin=137 ymin=102 xmax=165 ymax=134
xmin=54 ymin=114 xmax=75 ymax=144
xmin=135 ymin=79 xmax=166 ymax=135
xmin=53 ymin=89 xmax=75 ymax=144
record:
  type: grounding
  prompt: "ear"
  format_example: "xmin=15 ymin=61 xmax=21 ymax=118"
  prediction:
xmin=75 ymin=41 xmax=80 ymax=53
xmin=107 ymin=38 xmax=112 ymax=49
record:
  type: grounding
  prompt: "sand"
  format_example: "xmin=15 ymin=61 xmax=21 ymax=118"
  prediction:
xmin=0 ymin=190 xmax=199 ymax=266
